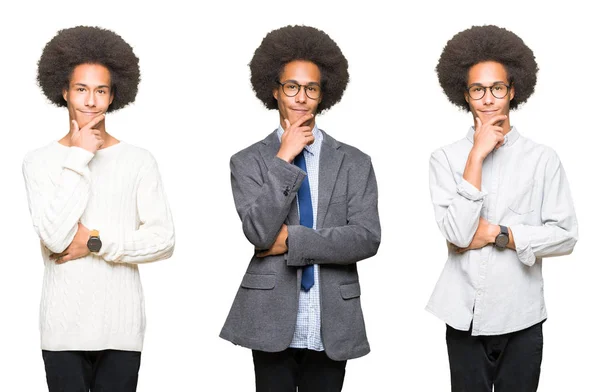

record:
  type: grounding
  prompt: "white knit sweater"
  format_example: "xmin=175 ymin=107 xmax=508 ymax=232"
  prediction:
xmin=22 ymin=141 xmax=175 ymax=351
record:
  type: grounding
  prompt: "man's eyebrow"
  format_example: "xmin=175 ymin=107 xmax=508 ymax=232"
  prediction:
xmin=73 ymin=83 xmax=111 ymax=89
xmin=468 ymin=81 xmax=507 ymax=86
xmin=280 ymin=79 xmax=320 ymax=85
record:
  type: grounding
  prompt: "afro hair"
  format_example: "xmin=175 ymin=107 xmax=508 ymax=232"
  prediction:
xmin=436 ymin=25 xmax=538 ymax=111
xmin=37 ymin=26 xmax=140 ymax=112
xmin=250 ymin=25 xmax=349 ymax=114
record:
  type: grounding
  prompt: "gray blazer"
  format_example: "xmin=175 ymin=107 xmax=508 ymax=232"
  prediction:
xmin=220 ymin=130 xmax=380 ymax=361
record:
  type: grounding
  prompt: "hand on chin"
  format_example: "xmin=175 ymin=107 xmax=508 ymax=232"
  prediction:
xmin=289 ymin=110 xmax=313 ymax=126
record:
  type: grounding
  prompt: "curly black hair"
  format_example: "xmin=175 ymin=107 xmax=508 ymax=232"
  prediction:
xmin=436 ymin=25 xmax=538 ymax=111
xmin=250 ymin=25 xmax=349 ymax=114
xmin=37 ymin=26 xmax=140 ymax=112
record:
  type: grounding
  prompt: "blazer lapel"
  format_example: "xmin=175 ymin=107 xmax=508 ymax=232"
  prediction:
xmin=258 ymin=130 xmax=280 ymax=164
xmin=317 ymin=131 xmax=343 ymax=229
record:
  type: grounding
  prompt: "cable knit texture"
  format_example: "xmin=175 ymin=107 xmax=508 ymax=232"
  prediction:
xmin=23 ymin=141 xmax=175 ymax=351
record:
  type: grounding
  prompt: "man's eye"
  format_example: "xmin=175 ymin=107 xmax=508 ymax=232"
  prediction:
xmin=77 ymin=88 xmax=86 ymax=92
xmin=287 ymin=85 xmax=298 ymax=90
xmin=97 ymin=90 xmax=106 ymax=94
xmin=472 ymin=87 xmax=483 ymax=92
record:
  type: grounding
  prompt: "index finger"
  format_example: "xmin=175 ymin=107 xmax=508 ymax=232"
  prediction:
xmin=290 ymin=113 xmax=314 ymax=128
xmin=82 ymin=113 xmax=106 ymax=131
xmin=483 ymin=114 xmax=507 ymax=127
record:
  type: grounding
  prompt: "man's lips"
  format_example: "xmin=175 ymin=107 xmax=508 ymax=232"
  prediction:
xmin=78 ymin=110 xmax=101 ymax=116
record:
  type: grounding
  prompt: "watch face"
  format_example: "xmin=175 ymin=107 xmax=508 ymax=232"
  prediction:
xmin=87 ymin=237 xmax=102 ymax=252
xmin=496 ymin=234 xmax=509 ymax=248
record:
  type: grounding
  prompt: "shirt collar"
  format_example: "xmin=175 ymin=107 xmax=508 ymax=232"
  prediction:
xmin=277 ymin=124 xmax=322 ymax=155
xmin=466 ymin=126 xmax=521 ymax=148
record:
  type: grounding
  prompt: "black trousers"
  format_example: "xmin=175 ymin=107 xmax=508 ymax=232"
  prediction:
xmin=42 ymin=349 xmax=141 ymax=392
xmin=252 ymin=348 xmax=347 ymax=392
xmin=446 ymin=321 xmax=544 ymax=392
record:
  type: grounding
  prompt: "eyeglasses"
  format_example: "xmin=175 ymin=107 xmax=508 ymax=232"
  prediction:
xmin=466 ymin=83 xmax=511 ymax=100
xmin=277 ymin=81 xmax=322 ymax=100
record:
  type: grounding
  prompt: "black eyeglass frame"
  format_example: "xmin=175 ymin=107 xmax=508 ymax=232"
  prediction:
xmin=276 ymin=81 xmax=322 ymax=100
xmin=466 ymin=83 xmax=512 ymax=100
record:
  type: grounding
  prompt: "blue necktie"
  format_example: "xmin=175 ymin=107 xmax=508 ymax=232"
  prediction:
xmin=294 ymin=151 xmax=314 ymax=291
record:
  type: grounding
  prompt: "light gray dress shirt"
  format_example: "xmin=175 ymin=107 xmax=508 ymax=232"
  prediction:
xmin=277 ymin=124 xmax=324 ymax=351
xmin=427 ymin=127 xmax=578 ymax=336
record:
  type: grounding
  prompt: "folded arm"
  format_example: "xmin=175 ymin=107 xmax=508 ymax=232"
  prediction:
xmin=510 ymin=154 xmax=578 ymax=266
xmin=97 ymin=158 xmax=175 ymax=263
xmin=232 ymin=153 xmax=305 ymax=250
xmin=286 ymin=158 xmax=381 ymax=266
xmin=23 ymin=147 xmax=93 ymax=254
xmin=429 ymin=149 xmax=486 ymax=248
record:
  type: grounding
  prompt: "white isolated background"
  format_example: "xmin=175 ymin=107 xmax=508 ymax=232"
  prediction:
xmin=0 ymin=0 xmax=597 ymax=390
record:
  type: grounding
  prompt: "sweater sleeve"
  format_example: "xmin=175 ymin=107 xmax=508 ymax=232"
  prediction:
xmin=22 ymin=147 xmax=94 ymax=253
xmin=97 ymin=157 xmax=175 ymax=263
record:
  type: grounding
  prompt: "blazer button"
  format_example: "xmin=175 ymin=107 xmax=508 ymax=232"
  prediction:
xmin=283 ymin=186 xmax=290 ymax=196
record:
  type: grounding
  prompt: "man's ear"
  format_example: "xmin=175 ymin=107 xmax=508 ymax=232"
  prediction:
xmin=509 ymin=85 xmax=515 ymax=101
xmin=63 ymin=88 xmax=68 ymax=102
xmin=273 ymin=88 xmax=279 ymax=101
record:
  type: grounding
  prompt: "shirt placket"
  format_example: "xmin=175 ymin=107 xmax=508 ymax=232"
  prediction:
xmin=307 ymin=267 xmax=318 ymax=347
xmin=472 ymin=150 xmax=498 ymax=334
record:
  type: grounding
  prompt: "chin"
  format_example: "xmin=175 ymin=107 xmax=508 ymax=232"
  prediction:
xmin=75 ymin=118 xmax=90 ymax=128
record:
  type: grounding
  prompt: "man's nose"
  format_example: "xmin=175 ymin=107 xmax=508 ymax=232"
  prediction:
xmin=86 ymin=92 xmax=96 ymax=106
xmin=296 ymin=87 xmax=307 ymax=103
xmin=483 ymin=88 xmax=494 ymax=104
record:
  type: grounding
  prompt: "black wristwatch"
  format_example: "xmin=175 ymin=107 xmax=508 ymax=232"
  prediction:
xmin=87 ymin=229 xmax=102 ymax=252
xmin=494 ymin=225 xmax=509 ymax=249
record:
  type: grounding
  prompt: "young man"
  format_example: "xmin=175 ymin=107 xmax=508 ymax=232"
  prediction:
xmin=427 ymin=25 xmax=578 ymax=391
xmin=220 ymin=25 xmax=380 ymax=392
xmin=23 ymin=26 xmax=175 ymax=392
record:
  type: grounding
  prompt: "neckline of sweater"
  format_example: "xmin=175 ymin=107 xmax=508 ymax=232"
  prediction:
xmin=54 ymin=140 xmax=126 ymax=157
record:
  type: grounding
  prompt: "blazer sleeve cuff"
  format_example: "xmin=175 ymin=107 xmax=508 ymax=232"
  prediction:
xmin=268 ymin=156 xmax=306 ymax=194
xmin=285 ymin=225 xmax=311 ymax=267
